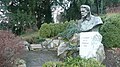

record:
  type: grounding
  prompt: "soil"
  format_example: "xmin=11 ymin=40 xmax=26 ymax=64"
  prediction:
xmin=21 ymin=48 xmax=120 ymax=67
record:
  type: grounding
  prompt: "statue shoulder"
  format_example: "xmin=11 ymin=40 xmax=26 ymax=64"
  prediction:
xmin=93 ymin=15 xmax=103 ymax=25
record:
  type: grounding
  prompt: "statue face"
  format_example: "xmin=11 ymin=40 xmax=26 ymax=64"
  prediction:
xmin=80 ymin=8 xmax=89 ymax=18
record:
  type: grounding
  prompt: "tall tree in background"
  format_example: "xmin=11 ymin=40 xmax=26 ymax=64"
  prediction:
xmin=1 ymin=0 xmax=120 ymax=35
xmin=34 ymin=0 xmax=52 ymax=29
xmin=1 ymin=0 xmax=52 ymax=34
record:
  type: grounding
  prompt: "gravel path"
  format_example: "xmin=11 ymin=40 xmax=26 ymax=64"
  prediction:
xmin=22 ymin=50 xmax=59 ymax=67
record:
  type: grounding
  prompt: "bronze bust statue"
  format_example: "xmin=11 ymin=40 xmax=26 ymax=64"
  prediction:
xmin=77 ymin=5 xmax=103 ymax=32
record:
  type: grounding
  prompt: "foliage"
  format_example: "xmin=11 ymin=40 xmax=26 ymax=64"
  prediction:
xmin=0 ymin=0 xmax=109 ymax=32
xmin=7 ymin=0 xmax=52 ymax=29
xmin=1 ymin=0 xmax=120 ymax=35
xmin=9 ymin=10 xmax=36 ymax=35
xmin=100 ymin=13 xmax=120 ymax=48
xmin=39 ymin=20 xmax=79 ymax=39
xmin=42 ymin=57 xmax=105 ymax=67
xmin=39 ymin=22 xmax=68 ymax=38
xmin=0 ymin=0 xmax=52 ymax=35
xmin=58 ymin=20 xmax=79 ymax=40
xmin=0 ymin=1 xmax=9 ymax=30
xmin=21 ymin=31 xmax=45 ymax=44
xmin=104 ymin=0 xmax=120 ymax=7
xmin=0 ymin=30 xmax=25 ymax=67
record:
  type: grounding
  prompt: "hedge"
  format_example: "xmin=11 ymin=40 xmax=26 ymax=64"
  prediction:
xmin=100 ymin=14 xmax=120 ymax=48
xmin=39 ymin=21 xmax=69 ymax=38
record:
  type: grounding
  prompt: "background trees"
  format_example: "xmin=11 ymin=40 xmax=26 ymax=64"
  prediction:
xmin=0 ymin=0 xmax=120 ymax=35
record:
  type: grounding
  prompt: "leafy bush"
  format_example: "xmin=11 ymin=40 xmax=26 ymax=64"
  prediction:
xmin=39 ymin=20 xmax=78 ymax=39
xmin=100 ymin=14 xmax=120 ymax=48
xmin=21 ymin=32 xmax=45 ymax=44
xmin=42 ymin=57 xmax=105 ymax=67
xmin=39 ymin=21 xmax=69 ymax=38
xmin=58 ymin=20 xmax=79 ymax=40
xmin=0 ymin=30 xmax=25 ymax=67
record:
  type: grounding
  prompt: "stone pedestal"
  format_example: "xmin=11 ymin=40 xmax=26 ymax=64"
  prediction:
xmin=79 ymin=32 xmax=105 ymax=62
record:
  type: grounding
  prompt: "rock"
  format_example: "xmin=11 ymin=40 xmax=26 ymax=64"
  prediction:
xmin=57 ymin=42 xmax=69 ymax=56
xmin=21 ymin=41 xmax=30 ymax=51
xmin=14 ymin=58 xmax=26 ymax=67
xmin=48 ymin=39 xmax=63 ymax=49
xmin=79 ymin=32 xmax=105 ymax=62
xmin=41 ymin=38 xmax=64 ymax=50
xmin=30 ymin=44 xmax=42 ymax=51
xmin=41 ymin=39 xmax=52 ymax=49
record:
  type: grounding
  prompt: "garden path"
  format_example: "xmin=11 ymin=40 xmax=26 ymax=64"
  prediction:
xmin=22 ymin=50 xmax=59 ymax=67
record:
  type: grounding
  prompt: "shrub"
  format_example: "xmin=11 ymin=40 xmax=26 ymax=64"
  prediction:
xmin=58 ymin=20 xmax=79 ymax=40
xmin=39 ymin=21 xmax=69 ymax=38
xmin=100 ymin=14 xmax=120 ymax=48
xmin=39 ymin=20 xmax=78 ymax=38
xmin=64 ymin=57 xmax=105 ymax=67
xmin=21 ymin=32 xmax=45 ymax=44
xmin=42 ymin=57 xmax=105 ymax=67
xmin=0 ymin=30 xmax=25 ymax=67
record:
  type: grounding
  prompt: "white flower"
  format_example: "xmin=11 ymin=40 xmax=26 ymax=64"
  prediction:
xmin=18 ymin=22 xmax=20 ymax=24
xmin=15 ymin=24 xmax=17 ymax=26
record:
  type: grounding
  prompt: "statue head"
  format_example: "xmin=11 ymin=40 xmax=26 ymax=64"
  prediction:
xmin=80 ymin=5 xmax=91 ymax=19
